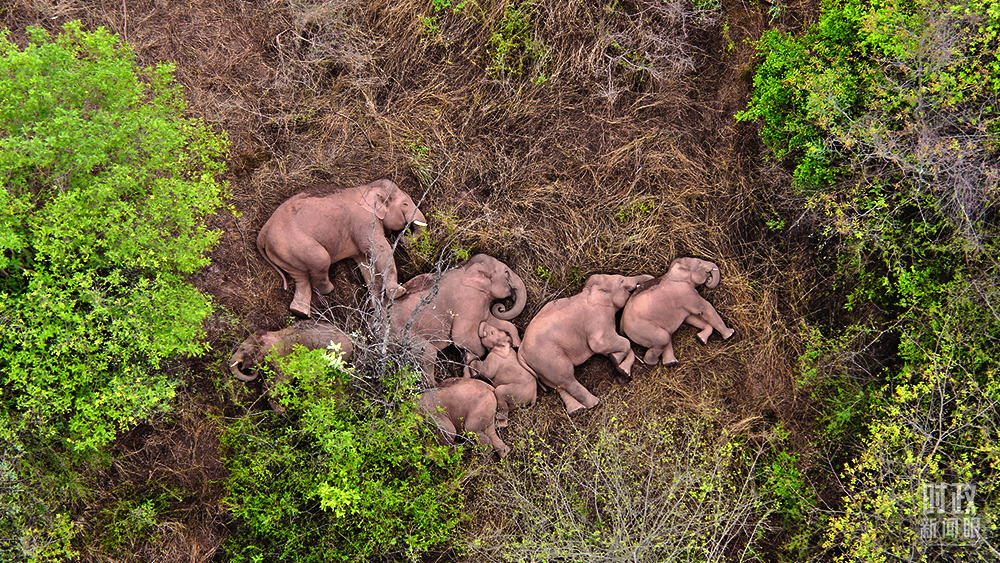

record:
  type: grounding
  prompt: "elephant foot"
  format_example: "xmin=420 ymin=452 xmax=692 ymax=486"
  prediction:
xmin=567 ymin=404 xmax=588 ymax=416
xmin=722 ymin=328 xmax=736 ymax=341
xmin=696 ymin=331 xmax=711 ymax=345
xmin=663 ymin=359 xmax=679 ymax=368
xmin=642 ymin=348 xmax=661 ymax=365
xmin=289 ymin=297 xmax=312 ymax=318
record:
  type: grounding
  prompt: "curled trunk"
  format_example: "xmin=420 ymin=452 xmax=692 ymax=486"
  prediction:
xmin=705 ymin=262 xmax=721 ymax=289
xmin=492 ymin=271 xmax=527 ymax=320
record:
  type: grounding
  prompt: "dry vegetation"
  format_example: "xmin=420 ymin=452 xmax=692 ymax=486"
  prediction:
xmin=2 ymin=0 xmax=829 ymax=559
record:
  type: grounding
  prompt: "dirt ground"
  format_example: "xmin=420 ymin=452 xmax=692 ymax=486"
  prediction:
xmin=3 ymin=0 xmax=828 ymax=559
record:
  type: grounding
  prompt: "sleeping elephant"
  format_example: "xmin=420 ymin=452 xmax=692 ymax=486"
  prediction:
xmin=517 ymin=273 xmax=654 ymax=415
xmin=229 ymin=319 xmax=354 ymax=411
xmin=418 ymin=377 xmax=510 ymax=459
xmin=257 ymin=179 xmax=427 ymax=317
xmin=621 ymin=257 xmax=735 ymax=366
xmin=468 ymin=322 xmax=537 ymax=428
xmin=390 ymin=254 xmax=527 ymax=387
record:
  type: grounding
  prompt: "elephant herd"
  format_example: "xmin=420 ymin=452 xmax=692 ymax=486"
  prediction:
xmin=232 ymin=180 xmax=735 ymax=458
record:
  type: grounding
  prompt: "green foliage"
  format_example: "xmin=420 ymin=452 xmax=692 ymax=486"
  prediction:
xmin=0 ymin=21 xmax=226 ymax=563
xmin=742 ymin=0 xmax=1000 ymax=558
xmin=222 ymin=346 xmax=465 ymax=562
xmin=469 ymin=417 xmax=769 ymax=562
xmin=0 ymin=21 xmax=228 ymax=452
xmin=487 ymin=0 xmax=548 ymax=81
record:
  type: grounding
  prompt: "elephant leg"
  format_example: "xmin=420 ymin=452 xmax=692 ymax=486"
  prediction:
xmin=560 ymin=378 xmax=600 ymax=413
xmin=683 ymin=314 xmax=714 ymax=344
xmin=494 ymin=387 xmax=512 ymax=428
xmin=477 ymin=426 xmax=511 ymax=459
xmin=434 ymin=415 xmax=458 ymax=445
xmin=591 ymin=331 xmax=638 ymax=377
xmin=661 ymin=338 xmax=678 ymax=367
xmin=643 ymin=345 xmax=665 ymax=365
xmin=556 ymin=387 xmax=586 ymax=415
xmin=288 ymin=271 xmax=314 ymax=317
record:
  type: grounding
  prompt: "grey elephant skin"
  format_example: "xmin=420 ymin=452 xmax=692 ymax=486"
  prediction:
xmin=418 ymin=377 xmax=510 ymax=458
xmin=517 ymin=273 xmax=654 ymax=415
xmin=468 ymin=322 xmax=537 ymax=428
xmin=257 ymin=179 xmax=427 ymax=317
xmin=621 ymin=257 xmax=735 ymax=366
xmin=229 ymin=320 xmax=354 ymax=382
xmin=390 ymin=254 xmax=527 ymax=387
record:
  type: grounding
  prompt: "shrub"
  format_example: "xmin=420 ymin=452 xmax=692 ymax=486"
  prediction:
xmin=740 ymin=0 xmax=1000 ymax=558
xmin=222 ymin=346 xmax=466 ymax=562
xmin=0 ymin=21 xmax=227 ymax=561
xmin=467 ymin=416 xmax=769 ymax=562
xmin=0 ymin=20 xmax=228 ymax=451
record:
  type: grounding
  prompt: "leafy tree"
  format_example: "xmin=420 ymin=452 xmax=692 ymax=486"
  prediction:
xmin=0 ymin=21 xmax=227 ymax=561
xmin=222 ymin=347 xmax=465 ymax=563
xmin=740 ymin=0 xmax=1000 ymax=559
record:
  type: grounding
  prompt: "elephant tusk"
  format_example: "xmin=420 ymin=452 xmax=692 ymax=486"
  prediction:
xmin=230 ymin=361 xmax=240 ymax=367
xmin=413 ymin=220 xmax=427 ymax=227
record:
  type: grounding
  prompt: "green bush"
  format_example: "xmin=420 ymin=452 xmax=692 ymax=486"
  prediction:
xmin=0 ymin=21 xmax=227 ymax=561
xmin=0 ymin=20 xmax=227 ymax=451
xmin=740 ymin=0 xmax=1000 ymax=558
xmin=222 ymin=346 xmax=465 ymax=562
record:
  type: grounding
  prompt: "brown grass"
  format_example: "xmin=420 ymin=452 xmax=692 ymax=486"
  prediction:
xmin=3 ymin=0 xmax=829 ymax=560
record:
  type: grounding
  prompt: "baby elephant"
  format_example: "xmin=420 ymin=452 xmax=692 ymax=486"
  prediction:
xmin=621 ymin=257 xmax=735 ymax=366
xmin=229 ymin=320 xmax=354 ymax=382
xmin=418 ymin=378 xmax=510 ymax=459
xmin=468 ymin=322 xmax=537 ymax=428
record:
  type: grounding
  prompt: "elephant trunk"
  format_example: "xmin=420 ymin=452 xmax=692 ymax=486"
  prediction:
xmin=705 ymin=262 xmax=721 ymax=289
xmin=491 ymin=272 xmax=527 ymax=320
xmin=230 ymin=340 xmax=259 ymax=381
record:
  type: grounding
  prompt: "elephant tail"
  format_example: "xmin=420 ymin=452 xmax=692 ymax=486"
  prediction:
xmin=257 ymin=238 xmax=289 ymax=290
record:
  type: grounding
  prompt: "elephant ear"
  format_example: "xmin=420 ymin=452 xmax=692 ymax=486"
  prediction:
xmin=585 ymin=277 xmax=616 ymax=308
xmin=462 ymin=262 xmax=492 ymax=293
xmin=361 ymin=183 xmax=392 ymax=221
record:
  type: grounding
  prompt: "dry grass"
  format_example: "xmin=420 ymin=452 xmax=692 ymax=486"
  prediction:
xmin=2 ymin=0 xmax=830 ymax=560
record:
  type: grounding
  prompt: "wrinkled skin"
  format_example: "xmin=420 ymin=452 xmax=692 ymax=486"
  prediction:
xmin=229 ymin=320 xmax=353 ymax=411
xmin=257 ymin=179 xmax=427 ymax=316
xmin=517 ymin=274 xmax=654 ymax=415
xmin=468 ymin=322 xmax=537 ymax=428
xmin=418 ymin=378 xmax=510 ymax=459
xmin=621 ymin=257 xmax=735 ymax=366
xmin=390 ymin=254 xmax=527 ymax=387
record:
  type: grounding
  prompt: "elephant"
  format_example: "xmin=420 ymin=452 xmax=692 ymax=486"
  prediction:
xmin=418 ymin=377 xmax=510 ymax=459
xmin=468 ymin=322 xmax=537 ymax=428
xmin=229 ymin=320 xmax=353 ymax=411
xmin=620 ymin=257 xmax=735 ymax=366
xmin=257 ymin=179 xmax=427 ymax=317
xmin=390 ymin=254 xmax=527 ymax=387
xmin=517 ymin=273 xmax=654 ymax=415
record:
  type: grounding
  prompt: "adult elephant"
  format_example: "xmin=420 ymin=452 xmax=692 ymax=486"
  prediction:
xmin=257 ymin=179 xmax=427 ymax=317
xmin=390 ymin=254 xmax=527 ymax=386
xmin=621 ymin=257 xmax=735 ymax=366
xmin=517 ymin=273 xmax=654 ymax=415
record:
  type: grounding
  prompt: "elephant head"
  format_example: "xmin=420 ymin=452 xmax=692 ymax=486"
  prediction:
xmin=585 ymin=273 xmax=657 ymax=309
xmin=361 ymin=179 xmax=427 ymax=234
xmin=668 ymin=257 xmax=720 ymax=288
xmin=460 ymin=254 xmax=527 ymax=321
xmin=229 ymin=332 xmax=268 ymax=381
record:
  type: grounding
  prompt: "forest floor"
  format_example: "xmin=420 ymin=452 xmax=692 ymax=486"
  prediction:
xmin=3 ymin=0 xmax=830 ymax=560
